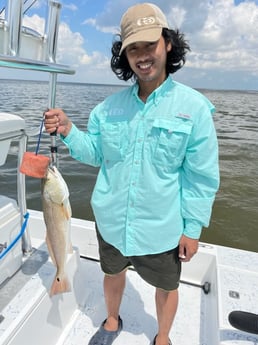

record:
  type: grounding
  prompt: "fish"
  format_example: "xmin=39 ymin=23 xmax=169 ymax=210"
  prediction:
xmin=41 ymin=166 xmax=73 ymax=296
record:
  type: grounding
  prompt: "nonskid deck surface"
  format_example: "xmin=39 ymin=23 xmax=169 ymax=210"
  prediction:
xmin=1 ymin=242 xmax=258 ymax=345
xmin=58 ymin=258 xmax=206 ymax=345
xmin=62 ymin=257 xmax=258 ymax=345
xmin=0 ymin=246 xmax=204 ymax=345
xmin=0 ymin=248 xmax=48 ymax=311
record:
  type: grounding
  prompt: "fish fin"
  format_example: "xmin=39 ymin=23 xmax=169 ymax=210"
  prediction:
xmin=62 ymin=200 xmax=72 ymax=220
xmin=46 ymin=235 xmax=56 ymax=266
xmin=50 ymin=273 xmax=71 ymax=297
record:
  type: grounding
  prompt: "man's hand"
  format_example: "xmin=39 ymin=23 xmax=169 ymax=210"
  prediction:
xmin=178 ymin=235 xmax=199 ymax=262
xmin=44 ymin=108 xmax=72 ymax=137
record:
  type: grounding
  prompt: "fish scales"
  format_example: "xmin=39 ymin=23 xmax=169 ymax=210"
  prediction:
xmin=41 ymin=166 xmax=73 ymax=296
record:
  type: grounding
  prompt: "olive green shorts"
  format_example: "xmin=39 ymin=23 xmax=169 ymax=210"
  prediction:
xmin=96 ymin=229 xmax=181 ymax=291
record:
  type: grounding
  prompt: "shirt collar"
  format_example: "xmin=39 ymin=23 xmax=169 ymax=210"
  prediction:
xmin=133 ymin=76 xmax=175 ymax=105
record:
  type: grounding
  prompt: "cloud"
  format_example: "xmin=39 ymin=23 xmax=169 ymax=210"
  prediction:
xmin=63 ymin=3 xmax=78 ymax=12
xmin=81 ymin=0 xmax=258 ymax=74
xmin=83 ymin=18 xmax=118 ymax=35
xmin=4 ymin=0 xmax=258 ymax=89
xmin=23 ymin=14 xmax=45 ymax=35
xmin=179 ymin=0 xmax=258 ymax=74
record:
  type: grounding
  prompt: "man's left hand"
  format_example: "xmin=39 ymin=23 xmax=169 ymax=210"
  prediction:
xmin=178 ymin=235 xmax=199 ymax=262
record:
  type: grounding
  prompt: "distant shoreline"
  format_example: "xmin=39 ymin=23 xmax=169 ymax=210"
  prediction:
xmin=1 ymin=78 xmax=257 ymax=93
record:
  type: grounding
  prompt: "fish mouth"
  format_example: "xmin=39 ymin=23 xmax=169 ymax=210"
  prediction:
xmin=44 ymin=165 xmax=57 ymax=180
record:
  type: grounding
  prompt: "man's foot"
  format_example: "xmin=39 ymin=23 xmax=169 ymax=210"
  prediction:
xmin=88 ymin=316 xmax=123 ymax=345
xmin=150 ymin=334 xmax=172 ymax=345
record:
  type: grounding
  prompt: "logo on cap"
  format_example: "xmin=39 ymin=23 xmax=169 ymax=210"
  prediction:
xmin=137 ymin=16 xmax=156 ymax=26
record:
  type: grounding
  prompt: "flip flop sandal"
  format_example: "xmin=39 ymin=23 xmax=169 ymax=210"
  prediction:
xmin=150 ymin=334 xmax=172 ymax=345
xmin=88 ymin=316 xmax=123 ymax=345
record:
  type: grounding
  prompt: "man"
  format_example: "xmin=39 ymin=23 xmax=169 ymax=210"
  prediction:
xmin=44 ymin=3 xmax=220 ymax=345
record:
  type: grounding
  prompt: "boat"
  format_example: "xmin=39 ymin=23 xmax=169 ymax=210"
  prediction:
xmin=0 ymin=1 xmax=258 ymax=344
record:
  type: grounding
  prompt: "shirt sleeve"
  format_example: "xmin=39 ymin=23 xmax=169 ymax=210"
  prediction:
xmin=181 ymin=104 xmax=220 ymax=239
xmin=61 ymin=107 xmax=102 ymax=167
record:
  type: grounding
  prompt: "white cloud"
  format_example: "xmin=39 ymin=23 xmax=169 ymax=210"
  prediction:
xmin=53 ymin=0 xmax=258 ymax=86
xmin=83 ymin=18 xmax=118 ymax=35
xmin=3 ymin=0 xmax=258 ymax=89
xmin=63 ymin=3 xmax=78 ymax=12
xmin=183 ymin=0 xmax=258 ymax=74
xmin=23 ymin=14 xmax=45 ymax=35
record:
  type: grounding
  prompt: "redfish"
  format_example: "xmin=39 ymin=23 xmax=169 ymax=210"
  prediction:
xmin=41 ymin=166 xmax=73 ymax=296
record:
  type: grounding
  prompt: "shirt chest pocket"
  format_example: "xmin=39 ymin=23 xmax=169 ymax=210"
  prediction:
xmin=151 ymin=118 xmax=193 ymax=169
xmin=100 ymin=122 xmax=129 ymax=161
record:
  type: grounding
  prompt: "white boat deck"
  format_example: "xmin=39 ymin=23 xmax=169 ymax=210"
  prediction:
xmin=0 ymin=213 xmax=258 ymax=345
xmin=57 ymin=259 xmax=205 ymax=345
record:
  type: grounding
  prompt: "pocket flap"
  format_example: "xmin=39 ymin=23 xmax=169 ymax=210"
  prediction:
xmin=153 ymin=118 xmax=193 ymax=134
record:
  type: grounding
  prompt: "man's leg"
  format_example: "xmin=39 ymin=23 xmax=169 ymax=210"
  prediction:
xmin=103 ymin=270 xmax=127 ymax=331
xmin=155 ymin=288 xmax=178 ymax=345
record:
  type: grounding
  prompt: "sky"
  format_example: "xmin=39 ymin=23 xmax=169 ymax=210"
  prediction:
xmin=0 ymin=0 xmax=258 ymax=90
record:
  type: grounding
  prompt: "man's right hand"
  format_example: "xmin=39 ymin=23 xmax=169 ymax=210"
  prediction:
xmin=44 ymin=108 xmax=72 ymax=137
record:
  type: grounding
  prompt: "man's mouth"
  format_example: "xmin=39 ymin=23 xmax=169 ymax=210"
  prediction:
xmin=137 ymin=62 xmax=152 ymax=71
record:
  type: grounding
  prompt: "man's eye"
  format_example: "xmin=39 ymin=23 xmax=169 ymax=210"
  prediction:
xmin=127 ymin=47 xmax=136 ymax=53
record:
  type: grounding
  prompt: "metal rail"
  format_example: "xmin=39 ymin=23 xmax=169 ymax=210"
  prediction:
xmin=0 ymin=54 xmax=75 ymax=74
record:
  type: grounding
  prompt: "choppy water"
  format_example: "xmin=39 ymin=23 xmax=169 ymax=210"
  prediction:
xmin=1 ymin=80 xmax=258 ymax=252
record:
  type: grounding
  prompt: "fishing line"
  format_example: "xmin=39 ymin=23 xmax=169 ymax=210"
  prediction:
xmin=35 ymin=115 xmax=45 ymax=155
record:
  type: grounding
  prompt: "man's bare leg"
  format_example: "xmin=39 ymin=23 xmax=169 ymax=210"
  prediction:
xmin=103 ymin=270 xmax=127 ymax=331
xmin=155 ymin=288 xmax=178 ymax=345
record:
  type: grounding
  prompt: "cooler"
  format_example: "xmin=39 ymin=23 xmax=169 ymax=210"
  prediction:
xmin=0 ymin=196 xmax=23 ymax=285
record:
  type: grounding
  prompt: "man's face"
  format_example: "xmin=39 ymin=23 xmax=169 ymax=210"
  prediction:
xmin=125 ymin=36 xmax=172 ymax=84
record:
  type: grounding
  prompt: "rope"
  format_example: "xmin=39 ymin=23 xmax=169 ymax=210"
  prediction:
xmin=0 ymin=212 xmax=30 ymax=260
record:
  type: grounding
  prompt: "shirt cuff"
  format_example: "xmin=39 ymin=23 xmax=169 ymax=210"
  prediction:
xmin=60 ymin=123 xmax=77 ymax=144
xmin=183 ymin=219 xmax=203 ymax=239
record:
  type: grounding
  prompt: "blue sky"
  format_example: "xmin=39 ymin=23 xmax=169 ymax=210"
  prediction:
xmin=1 ymin=0 xmax=258 ymax=90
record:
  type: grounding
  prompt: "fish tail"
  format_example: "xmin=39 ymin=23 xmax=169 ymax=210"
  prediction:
xmin=50 ymin=274 xmax=71 ymax=297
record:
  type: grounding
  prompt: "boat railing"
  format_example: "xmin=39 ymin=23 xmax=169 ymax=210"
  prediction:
xmin=0 ymin=0 xmax=75 ymax=255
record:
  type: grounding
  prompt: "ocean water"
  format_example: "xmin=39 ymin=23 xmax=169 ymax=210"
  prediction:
xmin=0 ymin=79 xmax=258 ymax=253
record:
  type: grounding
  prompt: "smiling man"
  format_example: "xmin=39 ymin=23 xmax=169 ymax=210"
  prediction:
xmin=44 ymin=3 xmax=220 ymax=345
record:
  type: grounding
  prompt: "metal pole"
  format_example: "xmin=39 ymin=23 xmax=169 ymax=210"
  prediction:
xmin=7 ymin=0 xmax=23 ymax=56
xmin=18 ymin=134 xmax=32 ymax=255
xmin=44 ymin=1 xmax=61 ymax=63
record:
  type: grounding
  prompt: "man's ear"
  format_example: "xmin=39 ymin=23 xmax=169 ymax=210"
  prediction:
xmin=166 ymin=41 xmax=172 ymax=53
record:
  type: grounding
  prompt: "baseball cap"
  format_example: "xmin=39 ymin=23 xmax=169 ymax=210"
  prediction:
xmin=119 ymin=3 xmax=169 ymax=55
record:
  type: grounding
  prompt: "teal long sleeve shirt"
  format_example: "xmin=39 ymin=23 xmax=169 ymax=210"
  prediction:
xmin=62 ymin=77 xmax=220 ymax=256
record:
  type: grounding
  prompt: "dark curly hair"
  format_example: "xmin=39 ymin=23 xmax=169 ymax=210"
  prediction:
xmin=110 ymin=28 xmax=191 ymax=81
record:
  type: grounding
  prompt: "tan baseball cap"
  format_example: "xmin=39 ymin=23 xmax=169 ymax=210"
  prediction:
xmin=119 ymin=3 xmax=169 ymax=55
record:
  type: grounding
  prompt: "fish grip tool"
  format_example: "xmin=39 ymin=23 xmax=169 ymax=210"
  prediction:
xmin=20 ymin=114 xmax=50 ymax=178
xmin=50 ymin=127 xmax=58 ymax=167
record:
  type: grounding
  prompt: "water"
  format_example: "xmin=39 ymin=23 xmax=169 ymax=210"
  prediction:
xmin=0 ymin=79 xmax=258 ymax=253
